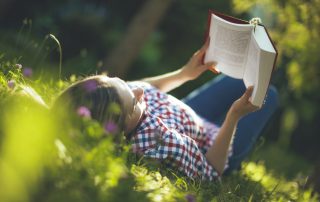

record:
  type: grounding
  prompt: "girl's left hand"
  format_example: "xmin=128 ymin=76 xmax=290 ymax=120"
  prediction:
xmin=180 ymin=38 xmax=218 ymax=81
xmin=229 ymin=86 xmax=260 ymax=120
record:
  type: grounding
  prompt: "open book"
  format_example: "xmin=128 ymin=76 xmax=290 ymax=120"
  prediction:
xmin=203 ymin=10 xmax=278 ymax=107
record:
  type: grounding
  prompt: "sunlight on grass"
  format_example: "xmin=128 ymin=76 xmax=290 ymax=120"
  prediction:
xmin=131 ymin=164 xmax=182 ymax=202
xmin=242 ymin=161 xmax=318 ymax=201
xmin=103 ymin=157 xmax=127 ymax=188
xmin=55 ymin=139 xmax=72 ymax=164
xmin=0 ymin=95 xmax=56 ymax=202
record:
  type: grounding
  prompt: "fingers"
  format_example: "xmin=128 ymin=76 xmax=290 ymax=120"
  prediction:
xmin=192 ymin=37 xmax=211 ymax=59
xmin=243 ymin=86 xmax=254 ymax=101
xmin=205 ymin=61 xmax=217 ymax=68
xmin=200 ymin=37 xmax=210 ymax=52
xmin=193 ymin=50 xmax=200 ymax=56
xmin=195 ymin=37 xmax=210 ymax=57
xmin=243 ymin=87 xmax=261 ymax=111
xmin=205 ymin=61 xmax=220 ymax=74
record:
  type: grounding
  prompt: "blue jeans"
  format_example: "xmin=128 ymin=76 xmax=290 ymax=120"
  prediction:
xmin=182 ymin=75 xmax=279 ymax=173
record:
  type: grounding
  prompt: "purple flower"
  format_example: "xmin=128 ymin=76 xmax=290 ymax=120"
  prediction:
xmin=185 ymin=194 xmax=196 ymax=202
xmin=7 ymin=80 xmax=15 ymax=89
xmin=104 ymin=121 xmax=118 ymax=133
xmin=82 ymin=80 xmax=98 ymax=92
xmin=23 ymin=67 xmax=33 ymax=77
xmin=77 ymin=106 xmax=91 ymax=118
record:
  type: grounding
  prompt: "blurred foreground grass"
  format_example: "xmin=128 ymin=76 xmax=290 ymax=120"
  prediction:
xmin=0 ymin=58 xmax=318 ymax=202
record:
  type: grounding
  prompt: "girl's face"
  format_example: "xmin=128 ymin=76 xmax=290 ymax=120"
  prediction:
xmin=102 ymin=76 xmax=145 ymax=133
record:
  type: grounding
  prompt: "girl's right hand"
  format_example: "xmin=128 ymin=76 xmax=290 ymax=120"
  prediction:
xmin=180 ymin=38 xmax=218 ymax=81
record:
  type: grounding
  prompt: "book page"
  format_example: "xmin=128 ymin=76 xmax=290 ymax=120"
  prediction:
xmin=243 ymin=34 xmax=260 ymax=104
xmin=248 ymin=25 xmax=276 ymax=106
xmin=253 ymin=25 xmax=276 ymax=53
xmin=243 ymin=34 xmax=260 ymax=88
xmin=204 ymin=14 xmax=254 ymax=79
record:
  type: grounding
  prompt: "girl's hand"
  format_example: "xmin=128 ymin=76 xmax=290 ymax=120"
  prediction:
xmin=180 ymin=38 xmax=218 ymax=81
xmin=229 ymin=86 xmax=260 ymax=120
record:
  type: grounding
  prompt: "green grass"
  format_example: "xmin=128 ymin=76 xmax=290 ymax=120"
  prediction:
xmin=0 ymin=57 xmax=318 ymax=202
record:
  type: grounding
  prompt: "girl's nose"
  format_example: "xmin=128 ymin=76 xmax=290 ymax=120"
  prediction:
xmin=132 ymin=87 xmax=144 ymax=102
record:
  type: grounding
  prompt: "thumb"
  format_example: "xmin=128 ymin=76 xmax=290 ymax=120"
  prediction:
xmin=243 ymin=86 xmax=254 ymax=100
xmin=205 ymin=61 xmax=217 ymax=68
xmin=206 ymin=62 xmax=219 ymax=74
xmin=200 ymin=37 xmax=210 ymax=53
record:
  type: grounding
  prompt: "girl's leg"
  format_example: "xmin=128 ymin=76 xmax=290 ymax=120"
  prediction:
xmin=224 ymin=85 xmax=279 ymax=174
xmin=182 ymin=75 xmax=246 ymax=124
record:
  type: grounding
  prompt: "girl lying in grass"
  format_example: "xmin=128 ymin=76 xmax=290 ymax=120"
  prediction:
xmin=52 ymin=42 xmax=278 ymax=181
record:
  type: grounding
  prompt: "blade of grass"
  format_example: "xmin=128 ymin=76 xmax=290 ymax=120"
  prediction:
xmin=49 ymin=34 xmax=62 ymax=79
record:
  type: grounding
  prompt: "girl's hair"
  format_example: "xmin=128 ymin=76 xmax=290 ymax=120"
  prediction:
xmin=51 ymin=75 xmax=126 ymax=131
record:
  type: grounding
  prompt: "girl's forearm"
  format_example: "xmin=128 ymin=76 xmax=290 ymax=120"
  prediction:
xmin=142 ymin=68 xmax=189 ymax=93
xmin=205 ymin=86 xmax=258 ymax=175
xmin=205 ymin=110 xmax=239 ymax=175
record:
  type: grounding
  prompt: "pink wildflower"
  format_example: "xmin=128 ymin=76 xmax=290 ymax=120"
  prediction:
xmin=77 ymin=106 xmax=91 ymax=118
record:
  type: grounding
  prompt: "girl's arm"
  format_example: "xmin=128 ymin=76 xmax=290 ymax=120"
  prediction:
xmin=205 ymin=86 xmax=259 ymax=175
xmin=142 ymin=40 xmax=217 ymax=93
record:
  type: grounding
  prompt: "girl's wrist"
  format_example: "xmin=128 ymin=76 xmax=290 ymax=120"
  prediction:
xmin=178 ymin=67 xmax=192 ymax=82
xmin=227 ymin=107 xmax=242 ymax=122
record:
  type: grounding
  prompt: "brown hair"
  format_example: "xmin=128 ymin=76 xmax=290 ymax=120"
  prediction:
xmin=51 ymin=75 xmax=126 ymax=131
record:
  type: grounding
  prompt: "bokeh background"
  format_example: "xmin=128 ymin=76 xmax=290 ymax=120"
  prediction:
xmin=0 ymin=0 xmax=319 ymax=201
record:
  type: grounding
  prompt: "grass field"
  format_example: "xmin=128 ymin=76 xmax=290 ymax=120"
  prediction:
xmin=0 ymin=58 xmax=318 ymax=202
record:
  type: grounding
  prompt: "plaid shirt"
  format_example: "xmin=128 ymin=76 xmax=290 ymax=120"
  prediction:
xmin=128 ymin=81 xmax=230 ymax=181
